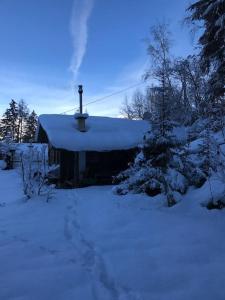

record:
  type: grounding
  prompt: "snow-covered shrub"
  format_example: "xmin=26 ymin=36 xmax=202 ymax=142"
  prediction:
xmin=113 ymin=120 xmax=192 ymax=206
xmin=206 ymin=201 xmax=225 ymax=210
xmin=0 ymin=134 xmax=17 ymax=170
xmin=193 ymin=118 xmax=225 ymax=209
xmin=20 ymin=144 xmax=54 ymax=201
xmin=179 ymin=148 xmax=207 ymax=188
xmin=166 ymin=169 xmax=188 ymax=195
xmin=114 ymin=107 xmax=225 ymax=208
xmin=205 ymin=180 xmax=225 ymax=210
xmin=113 ymin=116 xmax=224 ymax=206
xmin=187 ymin=166 xmax=207 ymax=188
xmin=0 ymin=133 xmax=16 ymax=152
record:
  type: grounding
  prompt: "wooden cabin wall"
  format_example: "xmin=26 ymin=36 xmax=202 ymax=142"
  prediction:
xmin=49 ymin=147 xmax=60 ymax=165
xmin=60 ymin=150 xmax=79 ymax=186
xmin=51 ymin=148 xmax=137 ymax=187
xmin=85 ymin=149 xmax=136 ymax=183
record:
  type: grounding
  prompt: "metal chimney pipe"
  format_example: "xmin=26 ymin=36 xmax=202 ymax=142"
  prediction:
xmin=78 ymin=85 xmax=83 ymax=114
xmin=75 ymin=84 xmax=88 ymax=132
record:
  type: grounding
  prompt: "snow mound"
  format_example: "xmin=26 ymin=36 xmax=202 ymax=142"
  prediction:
xmin=0 ymin=160 xmax=6 ymax=170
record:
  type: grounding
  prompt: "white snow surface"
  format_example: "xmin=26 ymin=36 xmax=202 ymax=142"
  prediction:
xmin=1 ymin=169 xmax=225 ymax=300
xmin=38 ymin=114 xmax=149 ymax=151
xmin=0 ymin=160 xmax=6 ymax=170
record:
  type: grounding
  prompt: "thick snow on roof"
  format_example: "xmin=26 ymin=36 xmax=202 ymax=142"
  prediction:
xmin=38 ymin=114 xmax=149 ymax=151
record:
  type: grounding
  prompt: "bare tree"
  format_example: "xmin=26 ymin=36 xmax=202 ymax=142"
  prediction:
xmin=17 ymin=100 xmax=29 ymax=143
xmin=173 ymin=55 xmax=208 ymax=121
xmin=144 ymin=22 xmax=175 ymax=135
xmin=120 ymin=96 xmax=135 ymax=119
xmin=121 ymin=90 xmax=150 ymax=120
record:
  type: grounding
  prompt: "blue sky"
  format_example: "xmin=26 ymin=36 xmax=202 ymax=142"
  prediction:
xmin=0 ymin=0 xmax=194 ymax=117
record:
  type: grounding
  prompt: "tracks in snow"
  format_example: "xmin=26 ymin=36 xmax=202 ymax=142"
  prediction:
xmin=64 ymin=190 xmax=142 ymax=300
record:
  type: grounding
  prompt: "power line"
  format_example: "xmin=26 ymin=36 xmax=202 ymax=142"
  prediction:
xmin=60 ymin=81 xmax=146 ymax=115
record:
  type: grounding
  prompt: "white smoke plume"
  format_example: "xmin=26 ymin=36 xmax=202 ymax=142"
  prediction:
xmin=70 ymin=0 xmax=94 ymax=80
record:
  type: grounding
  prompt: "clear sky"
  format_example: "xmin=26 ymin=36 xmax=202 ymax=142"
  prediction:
xmin=0 ymin=0 xmax=194 ymax=117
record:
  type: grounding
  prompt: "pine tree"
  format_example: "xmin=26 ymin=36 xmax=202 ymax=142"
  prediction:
xmin=114 ymin=23 xmax=191 ymax=206
xmin=1 ymin=99 xmax=18 ymax=141
xmin=1 ymin=100 xmax=37 ymax=142
xmin=23 ymin=110 xmax=38 ymax=142
xmin=188 ymin=0 xmax=225 ymax=100
xmin=113 ymin=122 xmax=190 ymax=206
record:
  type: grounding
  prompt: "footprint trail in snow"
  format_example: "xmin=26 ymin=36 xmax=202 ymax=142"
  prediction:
xmin=64 ymin=190 xmax=142 ymax=300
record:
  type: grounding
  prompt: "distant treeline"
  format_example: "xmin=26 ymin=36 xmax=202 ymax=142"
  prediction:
xmin=0 ymin=99 xmax=38 ymax=142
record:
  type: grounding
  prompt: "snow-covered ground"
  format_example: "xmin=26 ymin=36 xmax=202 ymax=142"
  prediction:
xmin=1 ymin=169 xmax=225 ymax=300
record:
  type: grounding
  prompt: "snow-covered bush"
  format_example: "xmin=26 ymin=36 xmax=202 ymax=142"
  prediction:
xmin=0 ymin=134 xmax=17 ymax=169
xmin=113 ymin=120 xmax=194 ymax=206
xmin=201 ymin=124 xmax=225 ymax=209
xmin=0 ymin=133 xmax=16 ymax=152
xmin=20 ymin=144 xmax=54 ymax=201
xmin=186 ymin=118 xmax=225 ymax=209
xmin=113 ymin=117 xmax=223 ymax=207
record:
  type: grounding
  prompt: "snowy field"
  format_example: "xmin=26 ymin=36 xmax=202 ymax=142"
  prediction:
xmin=1 ymin=169 xmax=225 ymax=300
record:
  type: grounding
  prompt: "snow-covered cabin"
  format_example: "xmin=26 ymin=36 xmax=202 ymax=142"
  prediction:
xmin=37 ymin=114 xmax=149 ymax=187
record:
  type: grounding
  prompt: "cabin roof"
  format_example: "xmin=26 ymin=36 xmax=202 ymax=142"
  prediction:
xmin=37 ymin=114 xmax=149 ymax=152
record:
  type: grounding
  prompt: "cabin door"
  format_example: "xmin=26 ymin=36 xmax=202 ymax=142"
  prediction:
xmin=60 ymin=150 xmax=78 ymax=184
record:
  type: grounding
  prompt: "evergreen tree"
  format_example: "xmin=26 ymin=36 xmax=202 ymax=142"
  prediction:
xmin=114 ymin=117 xmax=209 ymax=206
xmin=1 ymin=99 xmax=18 ymax=141
xmin=113 ymin=122 xmax=189 ymax=206
xmin=1 ymin=100 xmax=37 ymax=142
xmin=114 ymin=22 xmax=210 ymax=205
xmin=24 ymin=110 xmax=38 ymax=142
xmin=188 ymin=0 xmax=225 ymax=100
